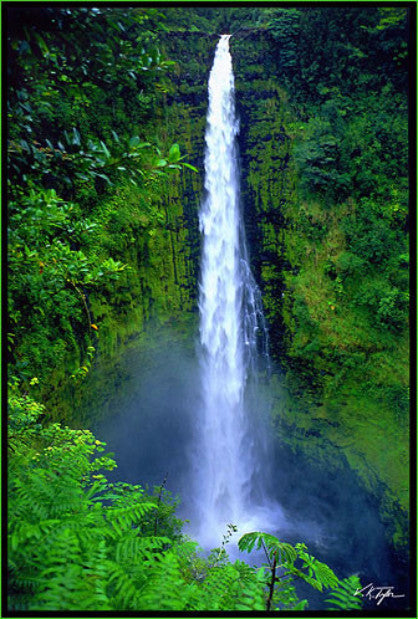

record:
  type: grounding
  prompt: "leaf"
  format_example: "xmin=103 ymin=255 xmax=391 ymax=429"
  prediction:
xmin=238 ymin=532 xmax=297 ymax=564
xmin=168 ymin=143 xmax=181 ymax=163
xmin=129 ymin=136 xmax=141 ymax=148
xmin=111 ymin=130 xmax=120 ymax=143
xmin=34 ymin=34 xmax=49 ymax=56
xmin=325 ymin=575 xmax=363 ymax=610
xmin=129 ymin=137 xmax=150 ymax=150
xmin=72 ymin=128 xmax=81 ymax=146
xmin=181 ymin=162 xmax=199 ymax=172
xmin=93 ymin=173 xmax=112 ymax=184
xmin=100 ymin=141 xmax=111 ymax=158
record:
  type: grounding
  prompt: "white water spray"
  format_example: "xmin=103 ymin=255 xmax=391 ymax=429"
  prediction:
xmin=195 ymin=35 xmax=279 ymax=546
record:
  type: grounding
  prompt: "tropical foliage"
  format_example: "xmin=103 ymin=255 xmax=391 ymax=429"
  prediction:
xmin=264 ymin=7 xmax=410 ymax=546
xmin=8 ymin=391 xmax=362 ymax=611
xmin=7 ymin=6 xmax=196 ymax=398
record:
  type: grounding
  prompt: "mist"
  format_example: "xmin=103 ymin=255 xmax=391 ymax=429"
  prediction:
xmin=93 ymin=333 xmax=200 ymax=504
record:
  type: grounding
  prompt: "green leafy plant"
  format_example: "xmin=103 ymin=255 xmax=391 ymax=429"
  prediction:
xmin=8 ymin=392 xmax=363 ymax=612
xmin=325 ymin=574 xmax=363 ymax=610
xmin=238 ymin=531 xmax=363 ymax=611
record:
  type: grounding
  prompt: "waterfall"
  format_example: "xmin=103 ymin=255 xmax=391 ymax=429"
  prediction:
xmin=195 ymin=35 xmax=275 ymax=545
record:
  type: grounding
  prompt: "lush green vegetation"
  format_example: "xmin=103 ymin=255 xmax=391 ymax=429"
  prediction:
xmin=9 ymin=390 xmax=362 ymax=611
xmin=258 ymin=7 xmax=410 ymax=550
xmin=7 ymin=6 xmax=197 ymax=408
xmin=7 ymin=5 xmax=410 ymax=611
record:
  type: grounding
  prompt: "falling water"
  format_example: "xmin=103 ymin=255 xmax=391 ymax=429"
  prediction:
xmin=195 ymin=35 xmax=276 ymax=545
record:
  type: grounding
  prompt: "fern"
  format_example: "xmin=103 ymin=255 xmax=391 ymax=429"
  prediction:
xmin=81 ymin=539 xmax=111 ymax=609
xmin=325 ymin=575 xmax=363 ymax=610
xmin=33 ymin=526 xmax=87 ymax=610
xmin=104 ymin=501 xmax=156 ymax=532
xmin=138 ymin=550 xmax=198 ymax=610
xmin=232 ymin=564 xmax=267 ymax=611
xmin=105 ymin=559 xmax=143 ymax=610
xmin=272 ymin=573 xmax=309 ymax=610
xmin=115 ymin=534 xmax=170 ymax=565
xmin=8 ymin=392 xmax=362 ymax=612
xmin=199 ymin=563 xmax=242 ymax=610
xmin=293 ymin=542 xmax=339 ymax=590
xmin=281 ymin=543 xmax=339 ymax=593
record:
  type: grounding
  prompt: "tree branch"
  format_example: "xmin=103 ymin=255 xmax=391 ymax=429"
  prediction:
xmin=266 ymin=550 xmax=277 ymax=611
xmin=153 ymin=471 xmax=168 ymax=536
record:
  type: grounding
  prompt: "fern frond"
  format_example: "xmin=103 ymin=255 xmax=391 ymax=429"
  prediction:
xmin=115 ymin=534 xmax=171 ymax=565
xmin=284 ymin=563 xmax=323 ymax=591
xmin=138 ymin=550 xmax=197 ymax=610
xmin=311 ymin=558 xmax=339 ymax=589
xmin=272 ymin=573 xmax=308 ymax=610
xmin=105 ymin=559 xmax=142 ymax=610
xmin=104 ymin=501 xmax=156 ymax=532
xmin=233 ymin=563 xmax=267 ymax=611
xmin=200 ymin=563 xmax=242 ymax=610
xmin=325 ymin=575 xmax=363 ymax=610
xmin=81 ymin=538 xmax=112 ymax=609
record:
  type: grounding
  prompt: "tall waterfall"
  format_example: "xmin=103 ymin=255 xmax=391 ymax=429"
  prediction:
xmin=195 ymin=35 xmax=273 ymax=544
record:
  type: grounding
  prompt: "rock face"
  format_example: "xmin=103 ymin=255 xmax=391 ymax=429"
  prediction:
xmin=161 ymin=31 xmax=291 ymax=358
